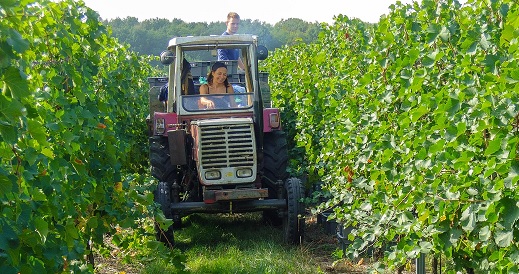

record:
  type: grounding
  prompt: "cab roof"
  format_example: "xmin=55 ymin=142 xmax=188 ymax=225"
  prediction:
xmin=167 ymin=34 xmax=258 ymax=50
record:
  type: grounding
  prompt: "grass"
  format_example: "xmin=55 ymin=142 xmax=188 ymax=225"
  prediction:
xmin=94 ymin=211 xmax=464 ymax=274
xmin=174 ymin=213 xmax=319 ymax=273
xmin=142 ymin=212 xmax=335 ymax=274
xmin=94 ymin=212 xmax=372 ymax=274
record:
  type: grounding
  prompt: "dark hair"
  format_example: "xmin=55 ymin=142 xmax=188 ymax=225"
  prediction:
xmin=211 ymin=61 xmax=227 ymax=71
xmin=207 ymin=62 xmax=230 ymax=87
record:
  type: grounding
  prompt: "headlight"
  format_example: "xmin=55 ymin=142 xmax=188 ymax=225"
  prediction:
xmin=236 ymin=168 xmax=253 ymax=178
xmin=269 ymin=113 xmax=280 ymax=128
xmin=205 ymin=170 xmax=221 ymax=180
xmin=155 ymin=118 xmax=165 ymax=134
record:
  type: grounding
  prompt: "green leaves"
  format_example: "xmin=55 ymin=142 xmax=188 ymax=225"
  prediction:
xmin=6 ymin=29 xmax=29 ymax=54
xmin=34 ymin=218 xmax=49 ymax=243
xmin=0 ymin=174 xmax=13 ymax=197
xmin=460 ymin=204 xmax=478 ymax=232
xmin=495 ymin=228 xmax=514 ymax=248
xmin=0 ymin=93 xmax=24 ymax=122
xmin=0 ymin=0 xmax=159 ymax=272
xmin=500 ymin=198 xmax=519 ymax=229
xmin=27 ymin=119 xmax=49 ymax=147
xmin=410 ymin=105 xmax=428 ymax=122
xmin=0 ymin=220 xmax=18 ymax=251
xmin=268 ymin=0 xmax=519 ymax=272
xmin=0 ymin=0 xmax=19 ymax=8
xmin=485 ymin=135 xmax=503 ymax=155
xmin=0 ymin=123 xmax=16 ymax=144
xmin=1 ymin=67 xmax=29 ymax=100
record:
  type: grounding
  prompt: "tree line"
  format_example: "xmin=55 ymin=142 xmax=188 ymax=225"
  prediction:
xmin=104 ymin=17 xmax=323 ymax=60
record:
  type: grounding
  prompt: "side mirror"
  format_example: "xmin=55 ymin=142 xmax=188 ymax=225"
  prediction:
xmin=257 ymin=45 xmax=268 ymax=60
xmin=160 ymin=50 xmax=175 ymax=65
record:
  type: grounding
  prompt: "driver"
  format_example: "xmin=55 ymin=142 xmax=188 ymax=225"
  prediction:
xmin=199 ymin=62 xmax=235 ymax=109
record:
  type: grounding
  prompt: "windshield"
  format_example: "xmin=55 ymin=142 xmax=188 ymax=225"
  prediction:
xmin=173 ymin=43 xmax=259 ymax=114
xmin=182 ymin=92 xmax=253 ymax=112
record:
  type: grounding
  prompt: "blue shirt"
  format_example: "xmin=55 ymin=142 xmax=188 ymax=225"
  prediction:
xmin=218 ymin=31 xmax=240 ymax=61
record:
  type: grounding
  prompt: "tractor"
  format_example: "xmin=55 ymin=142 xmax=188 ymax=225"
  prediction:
xmin=147 ymin=34 xmax=304 ymax=246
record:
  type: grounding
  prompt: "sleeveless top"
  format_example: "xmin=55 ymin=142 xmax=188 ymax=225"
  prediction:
xmin=205 ymin=85 xmax=230 ymax=94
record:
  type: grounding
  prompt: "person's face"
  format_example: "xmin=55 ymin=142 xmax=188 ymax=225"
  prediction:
xmin=226 ymin=18 xmax=240 ymax=35
xmin=212 ymin=67 xmax=228 ymax=84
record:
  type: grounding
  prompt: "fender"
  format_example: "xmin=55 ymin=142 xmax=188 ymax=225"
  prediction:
xmin=263 ymin=108 xmax=281 ymax=132
xmin=153 ymin=112 xmax=178 ymax=136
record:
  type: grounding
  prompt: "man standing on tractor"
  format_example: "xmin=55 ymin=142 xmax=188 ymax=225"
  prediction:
xmin=218 ymin=12 xmax=245 ymax=70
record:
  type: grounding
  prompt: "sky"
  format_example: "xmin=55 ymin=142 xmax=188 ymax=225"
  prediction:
xmin=81 ymin=0 xmax=418 ymax=25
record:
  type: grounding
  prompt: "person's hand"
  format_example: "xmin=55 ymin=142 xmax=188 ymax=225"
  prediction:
xmin=204 ymin=100 xmax=215 ymax=109
xmin=200 ymin=97 xmax=215 ymax=109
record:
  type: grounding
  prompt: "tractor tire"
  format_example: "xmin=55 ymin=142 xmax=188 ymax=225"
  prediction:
xmin=150 ymin=136 xmax=180 ymax=244
xmin=262 ymin=131 xmax=289 ymax=226
xmin=150 ymin=136 xmax=177 ymax=183
xmin=154 ymin=181 xmax=175 ymax=247
xmin=283 ymin=177 xmax=305 ymax=244
xmin=263 ymin=131 xmax=289 ymax=184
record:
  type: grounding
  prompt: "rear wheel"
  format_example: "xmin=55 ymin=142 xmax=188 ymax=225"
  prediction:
xmin=283 ymin=177 xmax=305 ymax=244
xmin=262 ymin=131 xmax=289 ymax=226
xmin=150 ymin=136 xmax=179 ymax=246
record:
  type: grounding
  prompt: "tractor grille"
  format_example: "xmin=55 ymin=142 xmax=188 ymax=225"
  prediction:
xmin=199 ymin=123 xmax=256 ymax=169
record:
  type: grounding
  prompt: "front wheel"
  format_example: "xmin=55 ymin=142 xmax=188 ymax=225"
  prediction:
xmin=154 ymin=182 xmax=175 ymax=247
xmin=150 ymin=136 xmax=179 ymax=246
xmin=262 ymin=131 xmax=289 ymax=226
xmin=283 ymin=177 xmax=305 ymax=244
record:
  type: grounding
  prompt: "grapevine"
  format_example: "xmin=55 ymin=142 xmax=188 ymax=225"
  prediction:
xmin=0 ymin=0 xmax=182 ymax=272
xmin=267 ymin=0 xmax=519 ymax=272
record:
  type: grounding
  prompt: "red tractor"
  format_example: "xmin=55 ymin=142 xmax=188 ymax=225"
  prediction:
xmin=147 ymin=35 xmax=304 ymax=246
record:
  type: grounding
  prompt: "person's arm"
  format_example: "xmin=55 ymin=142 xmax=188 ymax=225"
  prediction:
xmin=237 ymin=58 xmax=245 ymax=70
xmin=235 ymin=49 xmax=245 ymax=70
xmin=199 ymin=84 xmax=215 ymax=109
